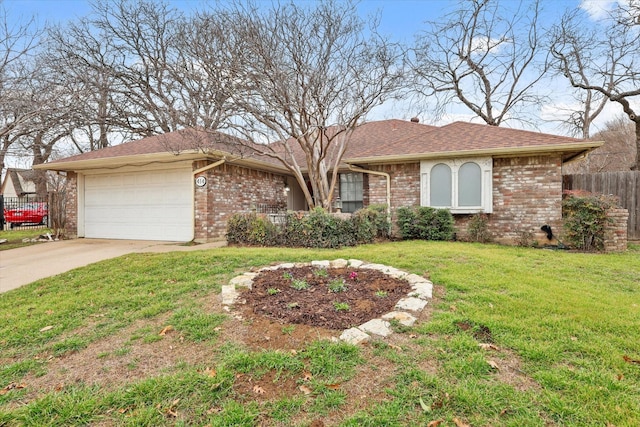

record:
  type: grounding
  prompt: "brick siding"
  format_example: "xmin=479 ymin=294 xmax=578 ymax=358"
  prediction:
xmin=64 ymin=172 xmax=78 ymax=238
xmin=364 ymin=155 xmax=564 ymax=245
xmin=194 ymin=162 xmax=288 ymax=241
xmin=603 ymin=208 xmax=628 ymax=252
xmin=488 ymin=155 xmax=563 ymax=245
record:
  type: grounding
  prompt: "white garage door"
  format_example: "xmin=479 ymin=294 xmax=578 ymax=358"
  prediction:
xmin=84 ymin=168 xmax=193 ymax=241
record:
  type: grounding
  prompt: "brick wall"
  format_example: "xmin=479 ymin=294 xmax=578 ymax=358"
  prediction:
xmin=64 ymin=172 xmax=78 ymax=238
xmin=488 ymin=155 xmax=563 ymax=245
xmin=603 ymin=208 xmax=629 ymax=252
xmin=364 ymin=155 xmax=564 ymax=245
xmin=194 ymin=162 xmax=288 ymax=241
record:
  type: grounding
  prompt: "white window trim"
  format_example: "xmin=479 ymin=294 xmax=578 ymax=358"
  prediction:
xmin=420 ymin=157 xmax=493 ymax=214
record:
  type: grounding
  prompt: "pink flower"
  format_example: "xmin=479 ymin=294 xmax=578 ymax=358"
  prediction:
xmin=349 ymin=271 xmax=358 ymax=281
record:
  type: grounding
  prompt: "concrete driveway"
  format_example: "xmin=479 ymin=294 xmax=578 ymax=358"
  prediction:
xmin=0 ymin=238 xmax=226 ymax=294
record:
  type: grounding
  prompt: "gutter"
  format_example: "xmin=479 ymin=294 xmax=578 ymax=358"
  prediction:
xmin=343 ymin=141 xmax=605 ymax=165
xmin=348 ymin=164 xmax=392 ymax=235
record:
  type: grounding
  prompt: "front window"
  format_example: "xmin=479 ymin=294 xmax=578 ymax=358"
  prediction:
xmin=340 ymin=173 xmax=363 ymax=213
xmin=421 ymin=157 xmax=493 ymax=213
xmin=458 ymin=162 xmax=482 ymax=206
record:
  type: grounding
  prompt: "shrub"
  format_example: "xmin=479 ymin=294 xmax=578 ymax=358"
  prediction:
xmin=396 ymin=206 xmax=454 ymax=241
xmin=226 ymin=207 xmax=380 ymax=248
xmin=562 ymin=192 xmax=616 ymax=251
xmin=467 ymin=213 xmax=491 ymax=243
xmin=226 ymin=212 xmax=254 ymax=244
xmin=354 ymin=204 xmax=390 ymax=238
xmin=226 ymin=213 xmax=278 ymax=246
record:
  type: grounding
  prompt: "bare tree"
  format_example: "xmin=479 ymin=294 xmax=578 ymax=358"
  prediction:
xmin=46 ymin=17 xmax=127 ymax=153
xmin=411 ymin=0 xmax=548 ymax=127
xmin=547 ymin=11 xmax=612 ymax=139
xmin=211 ymin=0 xmax=404 ymax=210
xmin=0 ymin=3 xmax=41 ymax=177
xmin=564 ymin=116 xmax=636 ymax=173
xmin=550 ymin=5 xmax=640 ymax=170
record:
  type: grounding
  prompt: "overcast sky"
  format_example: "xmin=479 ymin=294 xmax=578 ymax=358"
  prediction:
xmin=3 ymin=0 xmax=626 ymax=134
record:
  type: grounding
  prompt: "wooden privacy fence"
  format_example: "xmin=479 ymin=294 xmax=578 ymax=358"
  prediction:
xmin=563 ymin=171 xmax=639 ymax=240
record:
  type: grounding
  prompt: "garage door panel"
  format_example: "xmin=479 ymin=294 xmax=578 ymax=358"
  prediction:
xmin=84 ymin=168 xmax=193 ymax=241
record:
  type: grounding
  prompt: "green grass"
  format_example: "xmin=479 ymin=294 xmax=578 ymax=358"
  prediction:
xmin=0 ymin=242 xmax=638 ymax=425
xmin=0 ymin=228 xmax=53 ymax=251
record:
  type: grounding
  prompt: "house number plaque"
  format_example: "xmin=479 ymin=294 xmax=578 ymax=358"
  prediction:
xmin=195 ymin=176 xmax=207 ymax=187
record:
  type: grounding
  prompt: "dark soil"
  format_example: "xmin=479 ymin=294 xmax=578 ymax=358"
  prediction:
xmin=242 ymin=265 xmax=412 ymax=330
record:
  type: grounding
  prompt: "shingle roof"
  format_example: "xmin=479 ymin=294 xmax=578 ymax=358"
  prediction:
xmin=40 ymin=119 xmax=600 ymax=171
xmin=343 ymin=121 xmax=592 ymax=161
xmin=45 ymin=128 xmax=255 ymax=163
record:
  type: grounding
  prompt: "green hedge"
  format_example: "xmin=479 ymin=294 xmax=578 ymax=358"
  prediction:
xmin=226 ymin=206 xmax=389 ymax=248
xmin=396 ymin=206 xmax=454 ymax=241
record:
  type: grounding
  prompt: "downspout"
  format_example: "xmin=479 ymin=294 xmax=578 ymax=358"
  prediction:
xmin=192 ymin=159 xmax=226 ymax=242
xmin=347 ymin=164 xmax=392 ymax=235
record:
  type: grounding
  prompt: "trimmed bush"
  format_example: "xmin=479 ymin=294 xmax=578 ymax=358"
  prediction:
xmin=396 ymin=206 xmax=454 ymax=241
xmin=226 ymin=206 xmax=381 ymax=248
xmin=562 ymin=192 xmax=616 ymax=251
xmin=354 ymin=204 xmax=390 ymax=239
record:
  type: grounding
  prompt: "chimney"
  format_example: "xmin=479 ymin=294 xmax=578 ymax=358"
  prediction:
xmin=410 ymin=117 xmax=420 ymax=123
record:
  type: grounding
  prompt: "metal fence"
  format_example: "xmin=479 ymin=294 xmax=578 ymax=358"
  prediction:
xmin=255 ymin=203 xmax=287 ymax=226
xmin=563 ymin=171 xmax=640 ymax=240
xmin=1 ymin=195 xmax=50 ymax=231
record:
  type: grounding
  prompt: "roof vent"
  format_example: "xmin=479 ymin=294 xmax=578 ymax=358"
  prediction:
xmin=410 ymin=117 xmax=419 ymax=123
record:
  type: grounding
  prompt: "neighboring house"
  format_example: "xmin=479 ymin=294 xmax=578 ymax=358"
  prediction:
xmin=35 ymin=120 xmax=601 ymax=244
xmin=1 ymin=168 xmax=41 ymax=198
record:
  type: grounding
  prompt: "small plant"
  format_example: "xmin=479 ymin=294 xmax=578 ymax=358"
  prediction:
xmin=348 ymin=271 xmax=358 ymax=281
xmin=287 ymin=302 xmax=300 ymax=309
xmin=283 ymin=271 xmax=293 ymax=280
xmin=375 ymin=290 xmax=388 ymax=298
xmin=328 ymin=279 xmax=348 ymax=293
xmin=314 ymin=268 xmax=329 ymax=277
xmin=333 ymin=302 xmax=350 ymax=311
xmin=516 ymin=230 xmax=535 ymax=247
xmin=467 ymin=213 xmax=491 ymax=243
xmin=281 ymin=325 xmax=296 ymax=335
xmin=291 ymin=279 xmax=310 ymax=290
xmin=267 ymin=288 xmax=280 ymax=295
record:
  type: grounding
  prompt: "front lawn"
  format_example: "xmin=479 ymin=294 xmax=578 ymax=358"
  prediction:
xmin=1 ymin=242 xmax=638 ymax=426
xmin=0 ymin=229 xmax=53 ymax=251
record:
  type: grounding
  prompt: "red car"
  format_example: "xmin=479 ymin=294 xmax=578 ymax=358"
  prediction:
xmin=4 ymin=202 xmax=48 ymax=228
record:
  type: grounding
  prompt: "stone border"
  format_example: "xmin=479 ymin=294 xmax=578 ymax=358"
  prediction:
xmin=223 ymin=259 xmax=433 ymax=345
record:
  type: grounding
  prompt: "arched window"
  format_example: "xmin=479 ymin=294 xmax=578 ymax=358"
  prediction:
xmin=430 ymin=163 xmax=451 ymax=207
xmin=420 ymin=157 xmax=493 ymax=213
xmin=458 ymin=162 xmax=481 ymax=206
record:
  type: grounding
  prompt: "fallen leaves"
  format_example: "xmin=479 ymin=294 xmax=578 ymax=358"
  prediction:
xmin=299 ymin=385 xmax=313 ymax=395
xmin=159 ymin=325 xmax=174 ymax=336
xmin=453 ymin=417 xmax=471 ymax=427
xmin=252 ymin=385 xmax=266 ymax=395
xmin=39 ymin=325 xmax=54 ymax=332
xmin=623 ymin=355 xmax=640 ymax=365
xmin=486 ymin=360 xmax=500 ymax=370
xmin=156 ymin=398 xmax=180 ymax=418
xmin=0 ymin=382 xmax=26 ymax=395
xmin=199 ymin=367 xmax=216 ymax=377
xmin=478 ymin=343 xmax=500 ymax=351
xmin=427 ymin=420 xmax=443 ymax=427
xmin=419 ymin=397 xmax=431 ymax=412
xmin=325 ymin=383 xmax=341 ymax=391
